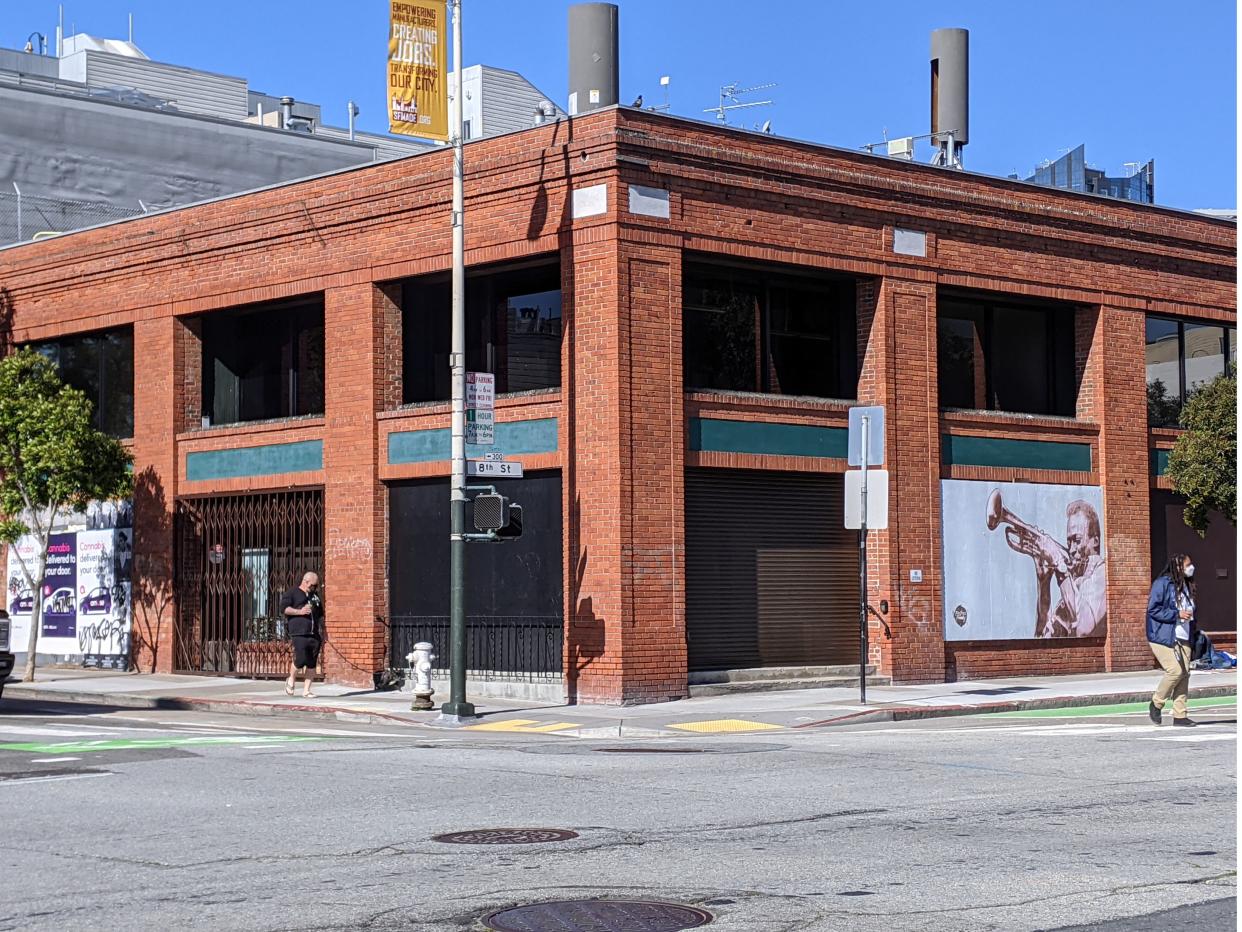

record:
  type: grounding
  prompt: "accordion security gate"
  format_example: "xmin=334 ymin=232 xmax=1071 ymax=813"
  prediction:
xmin=175 ymin=489 xmax=324 ymax=677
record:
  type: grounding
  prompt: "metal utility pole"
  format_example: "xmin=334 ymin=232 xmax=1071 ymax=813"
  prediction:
xmin=441 ymin=0 xmax=475 ymax=721
xmin=858 ymin=414 xmax=869 ymax=705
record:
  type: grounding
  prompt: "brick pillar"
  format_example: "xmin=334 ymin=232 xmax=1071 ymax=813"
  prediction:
xmin=320 ymin=282 xmax=398 ymax=687
xmin=1082 ymin=306 xmax=1151 ymax=671
xmin=565 ymin=237 xmax=625 ymax=702
xmin=881 ymin=278 xmax=945 ymax=683
xmin=564 ymin=235 xmax=688 ymax=704
xmin=619 ymin=244 xmax=686 ymax=703
xmin=130 ymin=315 xmax=183 ymax=674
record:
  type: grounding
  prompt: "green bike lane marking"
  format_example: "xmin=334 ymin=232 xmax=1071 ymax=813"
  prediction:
xmin=0 ymin=735 xmax=319 ymax=755
xmin=990 ymin=695 xmax=1236 ymax=719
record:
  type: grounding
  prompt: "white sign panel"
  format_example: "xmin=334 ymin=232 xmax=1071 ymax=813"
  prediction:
xmin=465 ymin=408 xmax=494 ymax=446
xmin=847 ymin=406 xmax=885 ymax=467
xmin=467 ymin=460 xmax=524 ymax=478
xmin=941 ymin=479 xmax=1107 ymax=642
xmin=466 ymin=371 xmax=495 ymax=409
xmin=844 ymin=469 xmax=889 ymax=529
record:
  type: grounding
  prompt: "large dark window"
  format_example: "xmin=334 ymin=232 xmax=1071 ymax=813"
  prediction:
xmin=402 ymin=260 xmax=562 ymax=404
xmin=32 ymin=326 xmax=134 ymax=438
xmin=683 ymin=261 xmax=858 ymax=399
xmin=1146 ymin=316 xmax=1235 ymax=427
xmin=201 ymin=297 xmax=325 ymax=426
xmin=937 ymin=294 xmax=1076 ymax=416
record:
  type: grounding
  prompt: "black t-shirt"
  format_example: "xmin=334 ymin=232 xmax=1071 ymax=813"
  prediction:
xmin=280 ymin=587 xmax=322 ymax=639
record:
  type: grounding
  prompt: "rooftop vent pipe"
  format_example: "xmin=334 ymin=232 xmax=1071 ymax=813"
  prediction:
xmin=567 ymin=3 xmax=618 ymax=116
xmin=280 ymin=95 xmax=295 ymax=128
xmin=930 ymin=28 xmax=968 ymax=168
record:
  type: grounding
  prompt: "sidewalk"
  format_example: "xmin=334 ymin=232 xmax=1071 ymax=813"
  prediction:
xmin=2 ymin=666 xmax=1235 ymax=737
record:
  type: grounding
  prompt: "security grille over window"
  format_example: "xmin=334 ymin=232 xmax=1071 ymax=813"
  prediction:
xmin=174 ymin=489 xmax=324 ymax=677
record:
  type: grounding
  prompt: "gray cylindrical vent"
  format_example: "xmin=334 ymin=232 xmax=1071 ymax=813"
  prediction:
xmin=568 ymin=3 xmax=619 ymax=116
xmin=930 ymin=28 xmax=969 ymax=146
xmin=280 ymin=95 xmax=295 ymax=128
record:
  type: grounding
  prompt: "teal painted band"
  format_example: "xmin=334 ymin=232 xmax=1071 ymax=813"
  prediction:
xmin=388 ymin=417 xmax=558 ymax=465
xmin=689 ymin=417 xmax=849 ymax=459
xmin=1153 ymin=448 xmax=1170 ymax=476
xmin=186 ymin=440 xmax=323 ymax=481
xmin=941 ymin=434 xmax=1091 ymax=472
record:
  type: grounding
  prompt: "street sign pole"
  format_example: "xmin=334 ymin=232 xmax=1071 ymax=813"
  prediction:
xmin=859 ymin=414 xmax=869 ymax=705
xmin=442 ymin=0 xmax=474 ymax=721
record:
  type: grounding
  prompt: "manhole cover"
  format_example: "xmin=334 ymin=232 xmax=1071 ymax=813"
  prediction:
xmin=483 ymin=900 xmax=713 ymax=931
xmin=432 ymin=828 xmax=578 ymax=845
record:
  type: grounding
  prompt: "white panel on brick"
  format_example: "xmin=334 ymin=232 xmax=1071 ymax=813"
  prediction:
xmin=628 ymin=184 xmax=670 ymax=219
xmin=572 ymin=183 xmax=607 ymax=219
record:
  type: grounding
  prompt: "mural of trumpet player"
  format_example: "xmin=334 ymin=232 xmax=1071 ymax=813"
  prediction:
xmin=942 ymin=480 xmax=1109 ymax=641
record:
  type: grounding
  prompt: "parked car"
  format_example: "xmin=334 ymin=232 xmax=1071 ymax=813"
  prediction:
xmin=0 ymin=611 xmax=14 ymax=700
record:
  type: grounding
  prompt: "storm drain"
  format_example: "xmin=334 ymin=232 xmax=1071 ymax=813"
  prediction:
xmin=482 ymin=899 xmax=713 ymax=931
xmin=432 ymin=828 xmax=578 ymax=845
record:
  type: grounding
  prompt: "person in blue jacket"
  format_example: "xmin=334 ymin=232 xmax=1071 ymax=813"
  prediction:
xmin=1146 ymin=553 xmax=1197 ymax=727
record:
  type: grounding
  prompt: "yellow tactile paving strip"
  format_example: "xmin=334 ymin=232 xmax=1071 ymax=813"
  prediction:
xmin=464 ymin=719 xmax=578 ymax=734
xmin=667 ymin=719 xmax=785 ymax=734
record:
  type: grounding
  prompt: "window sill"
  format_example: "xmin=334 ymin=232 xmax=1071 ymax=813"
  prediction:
xmin=685 ymin=389 xmax=855 ymax=411
xmin=381 ymin=388 xmax=561 ymax=419
xmin=176 ymin=414 xmax=326 ymax=442
xmin=940 ymin=408 xmax=1098 ymax=433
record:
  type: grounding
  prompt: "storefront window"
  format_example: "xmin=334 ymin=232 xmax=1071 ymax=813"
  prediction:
xmin=31 ymin=326 xmax=135 ymax=438
xmin=683 ymin=260 xmax=858 ymax=399
xmin=201 ymin=297 xmax=325 ymax=426
xmin=1146 ymin=316 xmax=1235 ymax=427
xmin=937 ymin=294 xmax=1076 ymax=416
xmin=402 ymin=260 xmax=561 ymax=403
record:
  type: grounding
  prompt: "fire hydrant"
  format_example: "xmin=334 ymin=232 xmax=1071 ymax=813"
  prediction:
xmin=408 ymin=642 xmax=435 ymax=711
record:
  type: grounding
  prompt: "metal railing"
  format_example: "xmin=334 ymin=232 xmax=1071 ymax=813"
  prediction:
xmin=387 ymin=615 xmax=563 ymax=683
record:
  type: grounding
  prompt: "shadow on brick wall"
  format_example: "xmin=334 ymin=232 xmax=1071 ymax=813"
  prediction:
xmin=0 ymin=287 xmax=14 ymax=357
xmin=131 ymin=466 xmax=173 ymax=673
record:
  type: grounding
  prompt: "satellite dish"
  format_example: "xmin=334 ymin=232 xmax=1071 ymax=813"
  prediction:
xmin=761 ymin=119 xmax=772 ymax=134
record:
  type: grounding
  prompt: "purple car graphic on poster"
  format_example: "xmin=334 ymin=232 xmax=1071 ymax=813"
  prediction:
xmin=42 ymin=586 xmax=77 ymax=637
xmin=80 ymin=587 xmax=112 ymax=615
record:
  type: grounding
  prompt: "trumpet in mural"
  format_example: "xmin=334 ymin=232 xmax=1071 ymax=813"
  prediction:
xmin=986 ymin=489 xmax=1108 ymax=639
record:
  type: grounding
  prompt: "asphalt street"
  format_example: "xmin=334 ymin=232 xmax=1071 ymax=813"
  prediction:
xmin=0 ymin=697 xmax=1234 ymax=932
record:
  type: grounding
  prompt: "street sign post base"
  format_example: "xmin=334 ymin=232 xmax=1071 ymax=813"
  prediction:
xmin=436 ymin=704 xmax=479 ymax=725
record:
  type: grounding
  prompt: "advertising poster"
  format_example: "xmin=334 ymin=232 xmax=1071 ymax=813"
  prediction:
xmin=388 ymin=0 xmax=449 ymax=141
xmin=3 ymin=503 xmax=132 ymax=665
xmin=76 ymin=529 xmax=133 ymax=669
xmin=942 ymin=480 xmax=1108 ymax=641
xmin=40 ymin=533 xmax=77 ymax=639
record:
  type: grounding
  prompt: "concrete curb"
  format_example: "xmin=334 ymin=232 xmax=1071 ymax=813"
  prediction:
xmin=1 ymin=685 xmax=438 ymax=730
xmin=793 ymin=685 xmax=1238 ymax=729
xmin=3 ymin=681 xmax=1235 ymax=736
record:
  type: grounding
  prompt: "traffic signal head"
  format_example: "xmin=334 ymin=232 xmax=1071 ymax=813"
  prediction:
xmin=495 ymin=504 xmax=523 ymax=541
xmin=472 ymin=492 xmax=509 ymax=531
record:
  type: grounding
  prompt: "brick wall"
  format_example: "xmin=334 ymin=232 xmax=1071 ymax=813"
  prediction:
xmin=0 ymin=107 xmax=1233 ymax=698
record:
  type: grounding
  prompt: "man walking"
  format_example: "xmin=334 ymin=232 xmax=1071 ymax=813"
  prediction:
xmin=281 ymin=572 xmax=323 ymax=698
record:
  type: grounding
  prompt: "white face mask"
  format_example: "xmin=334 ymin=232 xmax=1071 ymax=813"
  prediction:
xmin=1185 ymin=564 xmax=1196 ymax=579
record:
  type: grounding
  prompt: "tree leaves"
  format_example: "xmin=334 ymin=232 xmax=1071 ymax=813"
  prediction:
xmin=1167 ymin=370 xmax=1237 ymax=535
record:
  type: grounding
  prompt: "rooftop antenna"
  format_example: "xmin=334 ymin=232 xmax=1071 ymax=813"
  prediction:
xmin=647 ymin=75 xmax=671 ymax=112
xmin=703 ymin=81 xmax=775 ymax=125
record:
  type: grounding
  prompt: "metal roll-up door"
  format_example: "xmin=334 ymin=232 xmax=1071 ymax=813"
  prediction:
xmin=685 ymin=469 xmax=857 ymax=671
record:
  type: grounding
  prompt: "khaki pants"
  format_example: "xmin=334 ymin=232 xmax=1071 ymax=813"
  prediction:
xmin=1150 ymin=640 xmax=1191 ymax=719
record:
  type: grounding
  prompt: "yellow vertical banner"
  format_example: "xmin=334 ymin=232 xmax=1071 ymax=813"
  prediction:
xmin=388 ymin=0 xmax=449 ymax=141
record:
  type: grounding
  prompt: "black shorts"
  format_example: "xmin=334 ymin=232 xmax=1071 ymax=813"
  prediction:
xmin=291 ymin=636 xmax=320 ymax=670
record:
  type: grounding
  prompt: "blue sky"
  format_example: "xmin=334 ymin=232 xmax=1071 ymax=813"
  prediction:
xmin=8 ymin=1 xmax=1237 ymax=209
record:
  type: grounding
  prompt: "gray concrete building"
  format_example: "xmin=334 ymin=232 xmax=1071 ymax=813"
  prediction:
xmin=0 ymin=33 xmax=564 ymax=244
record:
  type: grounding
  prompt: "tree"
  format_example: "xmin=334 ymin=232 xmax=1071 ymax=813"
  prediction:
xmin=0 ymin=349 xmax=132 ymax=680
xmin=1167 ymin=369 xmax=1236 ymax=535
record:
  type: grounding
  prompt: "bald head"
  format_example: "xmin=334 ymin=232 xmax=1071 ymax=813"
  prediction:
xmin=300 ymin=573 xmax=319 ymax=593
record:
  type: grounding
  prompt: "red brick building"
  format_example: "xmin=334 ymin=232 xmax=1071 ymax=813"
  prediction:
xmin=0 ymin=107 xmax=1235 ymax=703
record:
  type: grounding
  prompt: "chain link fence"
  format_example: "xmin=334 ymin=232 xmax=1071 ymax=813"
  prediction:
xmin=0 ymin=190 xmax=145 ymax=247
